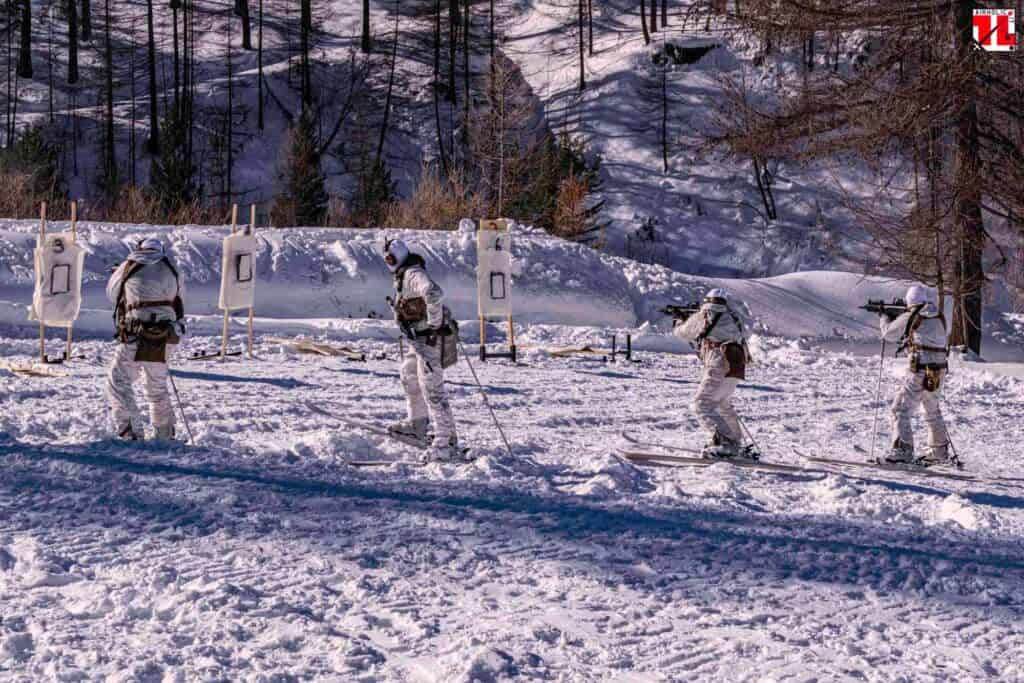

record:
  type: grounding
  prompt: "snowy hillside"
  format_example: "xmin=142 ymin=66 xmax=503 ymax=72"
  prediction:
xmin=7 ymin=0 xmax=891 ymax=277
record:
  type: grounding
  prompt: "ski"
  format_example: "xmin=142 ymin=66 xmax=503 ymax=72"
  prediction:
xmin=189 ymin=350 xmax=244 ymax=361
xmin=797 ymin=453 xmax=977 ymax=481
xmin=617 ymin=449 xmax=809 ymax=474
xmin=268 ymin=337 xmax=366 ymax=362
xmin=305 ymin=402 xmax=476 ymax=464
xmin=0 ymin=360 xmax=68 ymax=378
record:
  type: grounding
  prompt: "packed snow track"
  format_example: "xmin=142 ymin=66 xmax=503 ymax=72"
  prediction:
xmin=1 ymin=333 xmax=1023 ymax=681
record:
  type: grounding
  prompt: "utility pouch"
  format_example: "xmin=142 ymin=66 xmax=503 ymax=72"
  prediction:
xmin=723 ymin=343 xmax=747 ymax=380
xmin=440 ymin=307 xmax=459 ymax=369
xmin=397 ymin=297 xmax=427 ymax=323
xmin=922 ymin=366 xmax=942 ymax=392
xmin=134 ymin=321 xmax=174 ymax=363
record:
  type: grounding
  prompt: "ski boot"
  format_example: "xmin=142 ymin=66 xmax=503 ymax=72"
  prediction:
xmin=387 ymin=418 xmax=431 ymax=449
xmin=883 ymin=439 xmax=915 ymax=465
xmin=737 ymin=444 xmax=761 ymax=461
xmin=919 ymin=443 xmax=954 ymax=468
xmin=153 ymin=425 xmax=181 ymax=443
xmin=429 ymin=436 xmax=468 ymax=463
xmin=116 ymin=421 xmax=142 ymax=441
xmin=701 ymin=433 xmax=740 ymax=460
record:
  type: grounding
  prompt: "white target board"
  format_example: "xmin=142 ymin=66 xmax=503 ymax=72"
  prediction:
xmin=476 ymin=220 xmax=513 ymax=319
xmin=29 ymin=232 xmax=85 ymax=326
xmin=218 ymin=232 xmax=257 ymax=311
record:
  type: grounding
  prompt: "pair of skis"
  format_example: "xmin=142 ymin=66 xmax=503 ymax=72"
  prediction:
xmin=306 ymin=403 xmax=474 ymax=467
xmin=617 ymin=431 xmax=982 ymax=481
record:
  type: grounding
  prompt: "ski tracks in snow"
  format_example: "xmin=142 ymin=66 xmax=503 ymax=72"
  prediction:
xmin=1 ymin=336 xmax=1023 ymax=680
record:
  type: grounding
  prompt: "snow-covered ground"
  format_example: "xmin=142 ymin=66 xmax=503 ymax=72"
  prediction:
xmin=2 ymin=223 xmax=1024 ymax=679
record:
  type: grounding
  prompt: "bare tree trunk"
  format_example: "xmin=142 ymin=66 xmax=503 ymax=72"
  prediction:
xmin=236 ymin=0 xmax=252 ymax=50
xmin=640 ymin=0 xmax=650 ymax=45
xmin=300 ymin=0 xmax=312 ymax=106
xmin=171 ymin=0 xmax=180 ymax=104
xmin=578 ymin=0 xmax=585 ymax=90
xmin=448 ymin=0 xmax=458 ymax=103
xmin=226 ymin=24 xmax=233 ymax=201
xmin=951 ymin=0 xmax=984 ymax=354
xmin=434 ymin=0 xmax=449 ymax=175
xmin=146 ymin=0 xmax=159 ymax=152
xmin=258 ymin=0 xmax=264 ymax=129
xmin=377 ymin=6 xmax=398 ymax=163
xmin=752 ymin=157 xmax=776 ymax=221
xmin=488 ymin=0 xmax=494 ymax=67
xmin=103 ymin=0 xmax=116 ymax=193
xmin=47 ymin=7 xmax=54 ymax=121
xmin=361 ymin=0 xmax=370 ymax=52
xmin=661 ymin=0 xmax=666 ymax=28
xmin=463 ymin=0 xmax=470 ymax=137
xmin=130 ymin=14 xmax=137 ymax=184
xmin=649 ymin=0 xmax=657 ymax=33
xmin=68 ymin=0 xmax=79 ymax=84
xmin=82 ymin=0 xmax=92 ymax=41
xmin=17 ymin=0 xmax=30 ymax=78
xmin=661 ymin=63 xmax=668 ymax=172
xmin=587 ymin=0 xmax=593 ymax=55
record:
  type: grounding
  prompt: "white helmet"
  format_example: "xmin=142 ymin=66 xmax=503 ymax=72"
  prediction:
xmin=383 ymin=239 xmax=410 ymax=272
xmin=136 ymin=237 xmax=165 ymax=254
xmin=904 ymin=284 xmax=935 ymax=307
xmin=704 ymin=288 xmax=728 ymax=305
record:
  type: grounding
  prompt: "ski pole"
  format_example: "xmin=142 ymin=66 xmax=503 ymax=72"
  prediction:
xmin=736 ymin=414 xmax=761 ymax=457
xmin=868 ymin=339 xmax=887 ymax=462
xmin=457 ymin=340 xmax=514 ymax=459
xmin=168 ymin=371 xmax=195 ymax=445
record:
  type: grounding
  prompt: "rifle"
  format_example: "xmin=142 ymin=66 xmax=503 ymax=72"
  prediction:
xmin=660 ymin=303 xmax=702 ymax=325
xmin=386 ymin=296 xmax=416 ymax=341
xmin=861 ymin=298 xmax=908 ymax=322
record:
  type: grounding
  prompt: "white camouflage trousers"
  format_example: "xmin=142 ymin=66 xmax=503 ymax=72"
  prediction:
xmin=693 ymin=349 xmax=743 ymax=445
xmin=107 ymin=343 xmax=175 ymax=436
xmin=889 ymin=370 xmax=947 ymax=451
xmin=400 ymin=339 xmax=456 ymax=447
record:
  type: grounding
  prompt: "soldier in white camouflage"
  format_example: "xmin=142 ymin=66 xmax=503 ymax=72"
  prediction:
xmin=383 ymin=239 xmax=460 ymax=461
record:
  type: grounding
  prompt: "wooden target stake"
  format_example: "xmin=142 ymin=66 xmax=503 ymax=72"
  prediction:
xmin=247 ymin=204 xmax=256 ymax=359
xmin=220 ymin=204 xmax=238 ymax=359
xmin=38 ymin=202 xmax=47 ymax=362
xmin=65 ymin=201 xmax=77 ymax=359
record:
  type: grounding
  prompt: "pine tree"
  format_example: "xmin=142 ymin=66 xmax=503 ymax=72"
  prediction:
xmin=148 ymin=103 xmax=194 ymax=213
xmin=273 ymin=108 xmax=328 ymax=226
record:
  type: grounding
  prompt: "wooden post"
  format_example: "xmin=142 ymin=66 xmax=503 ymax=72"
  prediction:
xmin=38 ymin=203 xmax=47 ymax=362
xmin=65 ymin=201 xmax=77 ymax=359
xmin=247 ymin=204 xmax=256 ymax=358
xmin=221 ymin=205 xmax=238 ymax=359
xmin=479 ymin=316 xmax=486 ymax=360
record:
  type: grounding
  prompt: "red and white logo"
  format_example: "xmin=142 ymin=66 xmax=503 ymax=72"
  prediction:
xmin=973 ymin=9 xmax=1016 ymax=51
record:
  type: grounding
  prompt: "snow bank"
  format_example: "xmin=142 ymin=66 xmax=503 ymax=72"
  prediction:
xmin=0 ymin=219 xmax=1019 ymax=357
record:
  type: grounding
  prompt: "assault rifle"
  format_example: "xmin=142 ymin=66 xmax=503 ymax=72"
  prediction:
xmin=861 ymin=298 xmax=908 ymax=322
xmin=660 ymin=304 xmax=702 ymax=325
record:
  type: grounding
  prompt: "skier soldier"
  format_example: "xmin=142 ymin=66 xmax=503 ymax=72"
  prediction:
xmin=673 ymin=289 xmax=754 ymax=459
xmin=106 ymin=238 xmax=186 ymax=441
xmin=878 ymin=285 xmax=950 ymax=464
xmin=383 ymin=239 xmax=461 ymax=460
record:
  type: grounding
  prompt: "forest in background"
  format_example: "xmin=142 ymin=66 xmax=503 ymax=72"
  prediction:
xmin=0 ymin=0 xmax=1021 ymax=352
